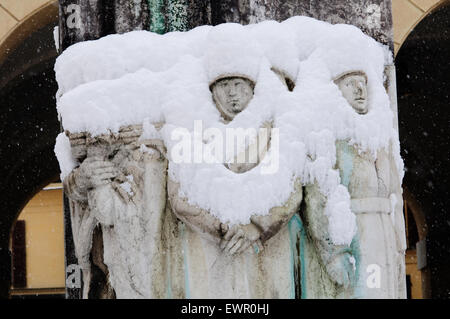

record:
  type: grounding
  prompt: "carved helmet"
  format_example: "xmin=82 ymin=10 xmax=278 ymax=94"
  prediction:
xmin=205 ymin=23 xmax=261 ymax=88
xmin=333 ymin=70 xmax=368 ymax=84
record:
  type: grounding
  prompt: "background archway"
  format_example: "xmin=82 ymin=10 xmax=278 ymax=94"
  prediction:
xmin=392 ymin=0 xmax=448 ymax=54
xmin=0 ymin=2 xmax=59 ymax=298
xmin=395 ymin=0 xmax=450 ymax=298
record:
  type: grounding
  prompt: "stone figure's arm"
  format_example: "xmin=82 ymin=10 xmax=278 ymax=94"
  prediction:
xmin=64 ymin=157 xmax=122 ymax=223
xmin=64 ymin=131 xmax=116 ymax=202
xmin=250 ymin=179 xmax=303 ymax=243
xmin=63 ymin=166 xmax=89 ymax=204
xmin=168 ymin=179 xmax=223 ymax=244
xmin=62 ymin=136 xmax=105 ymax=277
xmin=63 ymin=156 xmax=121 ymax=225
xmin=388 ymin=148 xmax=407 ymax=253
xmin=304 ymin=182 xmax=355 ymax=288
xmin=66 ymin=198 xmax=94 ymax=269
xmin=219 ymin=179 xmax=303 ymax=256
xmin=376 ymin=147 xmax=407 ymax=253
xmin=74 ymin=204 xmax=96 ymax=269
xmin=380 ymin=143 xmax=407 ymax=299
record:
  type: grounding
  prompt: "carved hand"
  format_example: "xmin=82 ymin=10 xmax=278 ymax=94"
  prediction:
xmin=325 ymin=250 xmax=356 ymax=288
xmin=76 ymin=156 xmax=118 ymax=189
xmin=220 ymin=223 xmax=263 ymax=256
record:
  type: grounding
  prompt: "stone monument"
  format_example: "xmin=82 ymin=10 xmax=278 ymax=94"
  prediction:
xmin=56 ymin=1 xmax=405 ymax=299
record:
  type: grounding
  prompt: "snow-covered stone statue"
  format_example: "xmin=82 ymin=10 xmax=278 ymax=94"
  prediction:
xmin=167 ymin=64 xmax=303 ymax=297
xmin=333 ymin=70 xmax=407 ymax=298
xmin=301 ymin=183 xmax=358 ymax=298
xmin=55 ymin=17 xmax=406 ymax=299
xmin=63 ymin=125 xmax=187 ymax=298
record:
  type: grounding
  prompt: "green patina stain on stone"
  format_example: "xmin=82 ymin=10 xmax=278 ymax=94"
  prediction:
xmin=148 ymin=0 xmax=166 ymax=34
xmin=349 ymin=233 xmax=362 ymax=298
xmin=336 ymin=140 xmax=354 ymax=188
xmin=335 ymin=140 xmax=362 ymax=298
xmin=148 ymin=0 xmax=189 ymax=34
xmin=288 ymin=214 xmax=307 ymax=299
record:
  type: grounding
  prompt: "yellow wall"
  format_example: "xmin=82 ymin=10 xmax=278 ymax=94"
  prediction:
xmin=17 ymin=187 xmax=65 ymax=289
xmin=405 ymin=250 xmax=423 ymax=299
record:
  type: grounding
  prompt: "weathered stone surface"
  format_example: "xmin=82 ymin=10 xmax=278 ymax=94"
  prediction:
xmin=148 ymin=0 xmax=211 ymax=33
xmin=59 ymin=0 xmax=149 ymax=49
xmin=59 ymin=1 xmax=393 ymax=49
xmin=59 ymin=0 xmax=114 ymax=50
xmin=209 ymin=0 xmax=393 ymax=49
xmin=310 ymin=0 xmax=393 ymax=48
xmin=114 ymin=0 xmax=150 ymax=34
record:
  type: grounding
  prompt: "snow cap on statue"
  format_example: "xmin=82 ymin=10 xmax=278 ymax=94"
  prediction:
xmin=249 ymin=20 xmax=299 ymax=86
xmin=205 ymin=23 xmax=263 ymax=87
xmin=307 ymin=23 xmax=383 ymax=84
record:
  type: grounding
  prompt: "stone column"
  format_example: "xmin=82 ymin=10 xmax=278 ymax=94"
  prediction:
xmin=58 ymin=0 xmax=151 ymax=299
xmin=59 ymin=1 xmax=394 ymax=48
xmin=210 ymin=0 xmax=393 ymax=49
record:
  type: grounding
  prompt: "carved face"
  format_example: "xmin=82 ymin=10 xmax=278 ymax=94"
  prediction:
xmin=211 ymin=77 xmax=254 ymax=121
xmin=336 ymin=74 xmax=368 ymax=114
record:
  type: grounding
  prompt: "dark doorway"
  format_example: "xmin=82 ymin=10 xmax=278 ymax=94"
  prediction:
xmin=395 ymin=1 xmax=450 ymax=299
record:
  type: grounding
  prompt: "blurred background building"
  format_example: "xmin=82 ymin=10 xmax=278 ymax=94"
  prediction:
xmin=0 ymin=0 xmax=448 ymax=298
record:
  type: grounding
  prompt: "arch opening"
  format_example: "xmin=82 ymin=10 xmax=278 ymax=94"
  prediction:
xmin=9 ymin=183 xmax=65 ymax=299
xmin=0 ymin=5 xmax=59 ymax=298
xmin=396 ymin=1 xmax=450 ymax=299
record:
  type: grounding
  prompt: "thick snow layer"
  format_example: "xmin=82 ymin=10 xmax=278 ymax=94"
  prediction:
xmin=55 ymin=17 xmax=402 ymax=246
xmin=54 ymin=133 xmax=77 ymax=180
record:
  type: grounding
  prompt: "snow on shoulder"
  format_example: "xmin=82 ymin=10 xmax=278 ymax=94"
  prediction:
xmin=54 ymin=16 xmax=401 ymax=245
